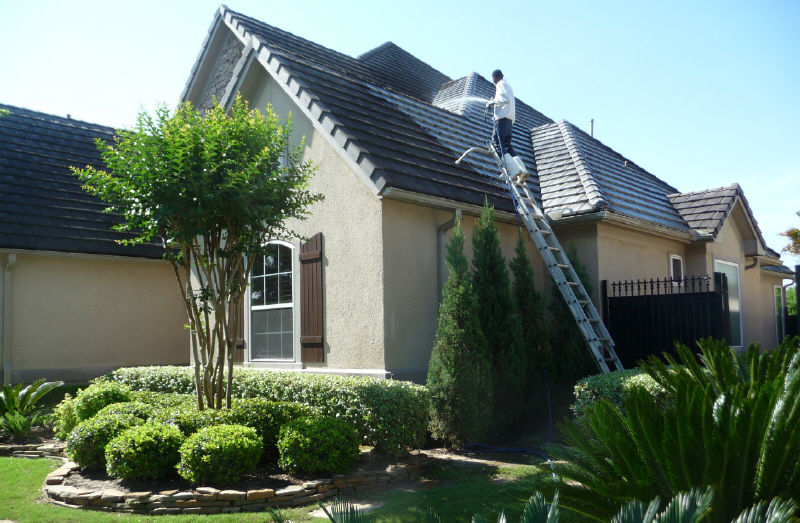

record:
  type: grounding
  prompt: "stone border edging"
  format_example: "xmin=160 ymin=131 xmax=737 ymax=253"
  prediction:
xmin=33 ymin=450 xmax=436 ymax=515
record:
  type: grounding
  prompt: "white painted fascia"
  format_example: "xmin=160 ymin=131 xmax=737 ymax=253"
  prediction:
xmin=213 ymin=9 xmax=382 ymax=198
xmin=380 ymin=187 xmax=518 ymax=223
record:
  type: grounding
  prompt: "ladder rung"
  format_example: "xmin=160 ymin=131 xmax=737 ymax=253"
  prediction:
xmin=597 ymin=338 xmax=611 ymax=342
xmin=548 ymin=247 xmax=561 ymax=252
xmin=578 ymin=300 xmax=588 ymax=306
xmin=540 ymin=230 xmax=551 ymax=236
xmin=557 ymin=264 xmax=570 ymax=269
xmin=567 ymin=281 xmax=580 ymax=286
xmin=589 ymin=318 xmax=600 ymax=323
xmin=604 ymin=357 xmax=617 ymax=362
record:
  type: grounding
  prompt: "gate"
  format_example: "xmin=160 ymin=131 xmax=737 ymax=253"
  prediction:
xmin=602 ymin=273 xmax=730 ymax=368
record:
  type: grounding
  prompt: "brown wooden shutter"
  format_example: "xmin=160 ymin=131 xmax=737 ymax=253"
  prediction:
xmin=299 ymin=233 xmax=324 ymax=362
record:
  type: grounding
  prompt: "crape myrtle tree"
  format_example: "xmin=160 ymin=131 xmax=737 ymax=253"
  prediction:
xmin=471 ymin=201 xmax=527 ymax=430
xmin=426 ymin=215 xmax=493 ymax=447
xmin=73 ymin=96 xmax=322 ymax=410
xmin=781 ymin=211 xmax=800 ymax=258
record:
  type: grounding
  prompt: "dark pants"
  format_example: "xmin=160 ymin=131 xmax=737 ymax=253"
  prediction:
xmin=492 ymin=117 xmax=516 ymax=157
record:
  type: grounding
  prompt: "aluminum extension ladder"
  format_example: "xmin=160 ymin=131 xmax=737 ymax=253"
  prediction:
xmin=455 ymin=143 xmax=624 ymax=373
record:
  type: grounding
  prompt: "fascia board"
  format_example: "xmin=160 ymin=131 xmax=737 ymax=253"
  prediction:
xmin=594 ymin=212 xmax=696 ymax=243
xmin=0 ymin=248 xmax=168 ymax=264
xmin=380 ymin=188 xmax=518 ymax=223
xmin=217 ymin=11 xmax=382 ymax=197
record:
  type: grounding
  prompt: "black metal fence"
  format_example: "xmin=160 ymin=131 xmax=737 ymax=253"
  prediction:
xmin=601 ymin=273 xmax=731 ymax=368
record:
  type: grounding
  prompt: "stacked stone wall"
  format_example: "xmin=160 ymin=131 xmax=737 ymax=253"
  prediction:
xmin=198 ymin=32 xmax=244 ymax=112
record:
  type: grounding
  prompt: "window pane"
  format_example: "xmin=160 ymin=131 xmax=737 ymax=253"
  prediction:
xmin=252 ymin=255 xmax=264 ymax=277
xmin=250 ymin=277 xmax=264 ymax=307
xmin=264 ymin=275 xmax=279 ymax=305
xmin=279 ymin=273 xmax=292 ymax=304
xmin=282 ymin=333 xmax=293 ymax=359
xmin=776 ymin=287 xmax=784 ymax=343
xmin=279 ymin=245 xmax=292 ymax=274
xmin=264 ymin=245 xmax=278 ymax=275
xmin=282 ymin=308 xmax=293 ymax=331
xmin=715 ymin=262 xmax=741 ymax=346
xmin=672 ymin=257 xmax=683 ymax=280
xmin=267 ymin=309 xmax=282 ymax=332
xmin=250 ymin=307 xmax=293 ymax=361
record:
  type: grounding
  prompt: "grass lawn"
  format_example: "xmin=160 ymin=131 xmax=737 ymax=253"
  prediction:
xmin=0 ymin=456 xmax=576 ymax=523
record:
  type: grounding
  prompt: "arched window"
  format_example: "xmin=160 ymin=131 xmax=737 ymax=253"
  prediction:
xmin=250 ymin=241 xmax=294 ymax=360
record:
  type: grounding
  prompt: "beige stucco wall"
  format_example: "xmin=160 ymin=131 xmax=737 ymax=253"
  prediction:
xmin=381 ymin=200 xmax=547 ymax=380
xmin=2 ymin=253 xmax=188 ymax=383
xmin=243 ymin=70 xmax=386 ymax=371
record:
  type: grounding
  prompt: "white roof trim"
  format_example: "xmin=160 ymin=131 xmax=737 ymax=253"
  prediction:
xmin=209 ymin=8 xmax=382 ymax=197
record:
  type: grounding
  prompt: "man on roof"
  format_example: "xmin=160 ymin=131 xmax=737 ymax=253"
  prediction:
xmin=487 ymin=69 xmax=530 ymax=184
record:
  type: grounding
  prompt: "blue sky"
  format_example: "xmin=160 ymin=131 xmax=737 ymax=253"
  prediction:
xmin=1 ymin=0 xmax=798 ymax=267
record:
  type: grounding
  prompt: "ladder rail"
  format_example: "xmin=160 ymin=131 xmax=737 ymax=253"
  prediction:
xmin=475 ymin=141 xmax=624 ymax=373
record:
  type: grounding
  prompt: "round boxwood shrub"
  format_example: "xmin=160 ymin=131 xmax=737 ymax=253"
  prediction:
xmin=229 ymin=398 xmax=316 ymax=458
xmin=177 ymin=424 xmax=262 ymax=484
xmin=277 ymin=416 xmax=359 ymax=474
xmin=75 ymin=382 xmax=132 ymax=421
xmin=105 ymin=423 xmax=184 ymax=480
xmin=66 ymin=413 xmax=143 ymax=469
xmin=96 ymin=401 xmax=155 ymax=422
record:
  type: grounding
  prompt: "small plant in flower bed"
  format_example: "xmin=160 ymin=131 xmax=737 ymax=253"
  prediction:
xmin=53 ymin=393 xmax=79 ymax=441
xmin=105 ymin=423 xmax=184 ymax=480
xmin=74 ymin=381 xmax=131 ymax=421
xmin=66 ymin=413 xmax=143 ymax=469
xmin=0 ymin=378 xmax=64 ymax=441
xmin=177 ymin=424 xmax=262 ymax=484
xmin=95 ymin=401 xmax=155 ymax=422
xmin=277 ymin=416 xmax=360 ymax=475
xmin=103 ymin=366 xmax=430 ymax=456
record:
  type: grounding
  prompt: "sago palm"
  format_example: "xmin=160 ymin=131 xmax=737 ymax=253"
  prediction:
xmin=529 ymin=337 xmax=800 ymax=522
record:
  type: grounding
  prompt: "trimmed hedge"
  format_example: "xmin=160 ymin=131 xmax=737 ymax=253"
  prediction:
xmin=95 ymin=401 xmax=155 ymax=422
xmin=66 ymin=413 xmax=143 ymax=469
xmin=571 ymin=368 xmax=672 ymax=420
xmin=177 ymin=424 xmax=262 ymax=484
xmin=277 ymin=416 xmax=360 ymax=474
xmin=74 ymin=382 xmax=131 ymax=421
xmin=102 ymin=366 xmax=429 ymax=455
xmin=105 ymin=423 xmax=184 ymax=480
xmin=152 ymin=406 xmax=238 ymax=436
xmin=130 ymin=391 xmax=195 ymax=410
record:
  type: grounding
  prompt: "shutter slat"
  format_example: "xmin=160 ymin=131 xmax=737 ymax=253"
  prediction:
xmin=300 ymin=233 xmax=324 ymax=363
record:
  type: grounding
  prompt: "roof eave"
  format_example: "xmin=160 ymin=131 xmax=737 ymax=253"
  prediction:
xmin=205 ymin=8 xmax=384 ymax=197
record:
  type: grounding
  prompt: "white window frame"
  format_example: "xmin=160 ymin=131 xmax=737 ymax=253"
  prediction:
xmin=774 ymin=284 xmax=785 ymax=344
xmin=715 ymin=259 xmax=743 ymax=348
xmin=669 ymin=254 xmax=684 ymax=282
xmin=247 ymin=240 xmax=299 ymax=362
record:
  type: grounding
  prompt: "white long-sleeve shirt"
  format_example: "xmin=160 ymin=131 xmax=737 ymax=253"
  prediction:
xmin=492 ymin=79 xmax=515 ymax=123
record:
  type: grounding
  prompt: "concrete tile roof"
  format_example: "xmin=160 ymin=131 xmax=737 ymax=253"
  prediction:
xmin=531 ymin=120 xmax=688 ymax=230
xmin=196 ymin=7 xmax=784 ymax=260
xmin=0 ymin=104 xmax=165 ymax=258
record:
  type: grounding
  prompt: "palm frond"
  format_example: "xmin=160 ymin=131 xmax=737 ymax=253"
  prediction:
xmin=731 ymin=497 xmax=798 ymax=523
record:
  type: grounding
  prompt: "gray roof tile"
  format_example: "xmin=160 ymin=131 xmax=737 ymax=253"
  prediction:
xmin=0 ymin=104 xmax=165 ymax=258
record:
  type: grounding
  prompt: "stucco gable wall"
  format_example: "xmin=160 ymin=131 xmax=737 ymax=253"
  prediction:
xmin=381 ymin=199 xmax=547 ymax=382
xmin=3 ymin=254 xmax=188 ymax=383
xmin=245 ymin=72 xmax=385 ymax=371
